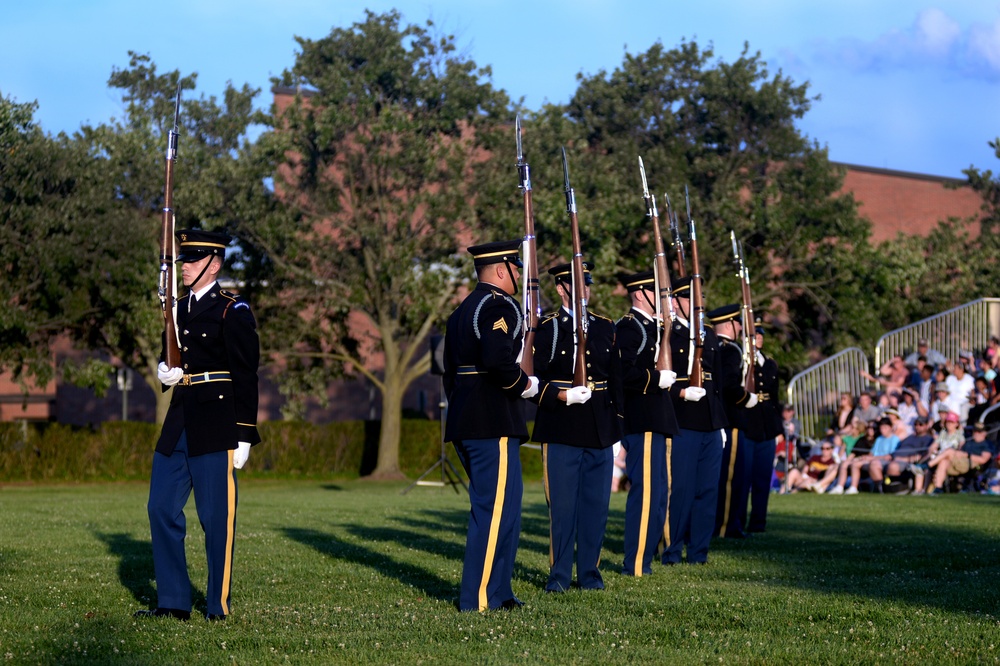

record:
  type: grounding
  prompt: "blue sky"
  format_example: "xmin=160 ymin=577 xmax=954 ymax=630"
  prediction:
xmin=3 ymin=1 xmax=1000 ymax=178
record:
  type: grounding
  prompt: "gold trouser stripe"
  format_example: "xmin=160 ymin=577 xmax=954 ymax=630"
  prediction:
xmin=634 ymin=431 xmax=652 ymax=576
xmin=221 ymin=450 xmax=237 ymax=615
xmin=478 ymin=437 xmax=508 ymax=611
xmin=662 ymin=437 xmax=673 ymax=548
xmin=718 ymin=428 xmax=740 ymax=537
xmin=542 ymin=443 xmax=554 ymax=568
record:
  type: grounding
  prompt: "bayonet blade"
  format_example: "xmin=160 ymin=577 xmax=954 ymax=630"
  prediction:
xmin=561 ymin=147 xmax=570 ymax=188
xmin=172 ymin=83 xmax=181 ymax=132
xmin=639 ymin=156 xmax=650 ymax=198
xmin=515 ymin=115 xmax=523 ymax=163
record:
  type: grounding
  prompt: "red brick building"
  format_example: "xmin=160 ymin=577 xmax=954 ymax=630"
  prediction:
xmin=836 ymin=162 xmax=982 ymax=242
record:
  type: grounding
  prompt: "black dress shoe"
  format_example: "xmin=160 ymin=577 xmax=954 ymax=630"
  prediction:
xmin=499 ymin=597 xmax=524 ymax=610
xmin=206 ymin=613 xmax=227 ymax=621
xmin=133 ymin=608 xmax=190 ymax=621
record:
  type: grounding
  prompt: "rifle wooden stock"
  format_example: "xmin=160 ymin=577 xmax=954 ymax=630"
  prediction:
xmin=515 ymin=117 xmax=539 ymax=375
xmin=652 ymin=211 xmax=673 ymax=373
xmin=159 ymin=88 xmax=182 ymax=369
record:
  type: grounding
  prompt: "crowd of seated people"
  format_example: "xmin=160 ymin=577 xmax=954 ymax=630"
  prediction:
xmin=779 ymin=338 xmax=1000 ymax=495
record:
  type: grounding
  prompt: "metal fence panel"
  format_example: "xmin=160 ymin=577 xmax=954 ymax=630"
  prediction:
xmin=875 ymin=298 xmax=1000 ymax=370
xmin=787 ymin=347 xmax=870 ymax=442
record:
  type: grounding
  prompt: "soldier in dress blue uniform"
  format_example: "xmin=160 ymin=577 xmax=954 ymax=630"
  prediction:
xmin=615 ymin=271 xmax=678 ymax=576
xmin=531 ymin=262 xmax=622 ymax=592
xmin=444 ymin=239 xmax=538 ymax=612
xmin=136 ymin=229 xmax=260 ymax=621
xmin=662 ymin=276 xmax=726 ymax=565
xmin=708 ymin=304 xmax=760 ymax=539
xmin=745 ymin=320 xmax=783 ymax=533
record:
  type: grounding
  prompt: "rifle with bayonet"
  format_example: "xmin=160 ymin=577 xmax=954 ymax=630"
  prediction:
xmin=515 ymin=116 xmax=540 ymax=375
xmin=730 ymin=231 xmax=756 ymax=393
xmin=685 ymin=185 xmax=705 ymax=388
xmin=666 ymin=196 xmax=686 ymax=278
xmin=158 ymin=85 xmax=182 ymax=369
xmin=638 ymin=157 xmax=673 ymax=373
xmin=561 ymin=148 xmax=589 ymax=388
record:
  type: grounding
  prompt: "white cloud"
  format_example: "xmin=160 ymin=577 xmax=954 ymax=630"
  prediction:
xmin=808 ymin=7 xmax=1000 ymax=80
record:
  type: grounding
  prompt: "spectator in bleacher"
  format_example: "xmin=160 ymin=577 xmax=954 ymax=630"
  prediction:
xmin=784 ymin=439 xmax=839 ymax=493
xmin=897 ymin=388 xmax=920 ymax=425
xmin=915 ymin=365 xmax=935 ymax=410
xmin=779 ymin=403 xmax=804 ymax=462
xmin=984 ymin=336 xmax=1000 ymax=370
xmin=945 ymin=360 xmax=975 ymax=423
xmin=927 ymin=421 xmax=995 ymax=494
xmin=827 ymin=392 xmax=856 ymax=437
xmin=854 ymin=392 xmax=881 ymax=424
xmin=861 ymin=356 xmax=909 ymax=395
xmin=885 ymin=416 xmax=936 ymax=494
xmin=840 ymin=418 xmax=867 ymax=456
xmin=929 ymin=386 xmax=951 ymax=428
xmin=830 ymin=419 xmax=898 ymax=494
xmin=967 ymin=378 xmax=992 ymax=432
xmin=931 ymin=411 xmax=964 ymax=455
xmin=875 ymin=391 xmax=892 ymax=417
xmin=906 ymin=355 xmax=928 ymax=390
xmin=905 ymin=339 xmax=948 ymax=368
xmin=885 ymin=408 xmax=912 ymax=440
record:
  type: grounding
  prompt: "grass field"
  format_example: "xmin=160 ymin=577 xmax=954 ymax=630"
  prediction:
xmin=1 ymin=479 xmax=998 ymax=665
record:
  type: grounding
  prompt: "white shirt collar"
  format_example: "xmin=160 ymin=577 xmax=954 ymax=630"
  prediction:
xmin=192 ymin=280 xmax=218 ymax=302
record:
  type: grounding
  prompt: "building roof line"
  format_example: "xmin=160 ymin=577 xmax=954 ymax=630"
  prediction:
xmin=833 ymin=161 xmax=969 ymax=187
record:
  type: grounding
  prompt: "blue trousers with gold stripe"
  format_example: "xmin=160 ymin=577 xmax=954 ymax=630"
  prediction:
xmin=746 ymin=436 xmax=777 ymax=532
xmin=716 ymin=427 xmax=751 ymax=538
xmin=453 ymin=437 xmax=523 ymax=611
xmin=621 ymin=431 xmax=667 ymax=576
xmin=542 ymin=443 xmax=613 ymax=591
xmin=147 ymin=431 xmax=238 ymax=617
xmin=663 ymin=428 xmax=723 ymax=564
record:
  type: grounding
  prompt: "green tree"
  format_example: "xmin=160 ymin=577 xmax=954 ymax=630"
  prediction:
xmin=964 ymin=139 xmax=1000 ymax=295
xmin=1 ymin=54 xmax=285 ymax=424
xmin=0 ymin=94 xmax=97 ymax=391
xmin=263 ymin=10 xmax=512 ymax=478
xmin=511 ymin=41 xmax=877 ymax=375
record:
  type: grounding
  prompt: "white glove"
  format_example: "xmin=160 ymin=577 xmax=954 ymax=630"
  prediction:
xmin=756 ymin=350 xmax=765 ymax=366
xmin=157 ymin=362 xmax=184 ymax=387
xmin=658 ymin=370 xmax=677 ymax=389
xmin=233 ymin=441 xmax=251 ymax=469
xmin=683 ymin=386 xmax=706 ymax=402
xmin=566 ymin=386 xmax=592 ymax=405
xmin=721 ymin=429 xmax=728 ymax=446
xmin=521 ymin=376 xmax=539 ymax=399
xmin=745 ymin=392 xmax=759 ymax=409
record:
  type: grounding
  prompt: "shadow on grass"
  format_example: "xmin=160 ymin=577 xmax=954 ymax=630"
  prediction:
xmin=94 ymin=531 xmax=206 ymax=613
xmin=709 ymin=501 xmax=1000 ymax=616
xmin=94 ymin=532 xmax=156 ymax=608
xmin=282 ymin=526 xmax=456 ymax=602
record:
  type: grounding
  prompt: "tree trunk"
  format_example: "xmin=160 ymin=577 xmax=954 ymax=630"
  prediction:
xmin=368 ymin=375 xmax=405 ymax=480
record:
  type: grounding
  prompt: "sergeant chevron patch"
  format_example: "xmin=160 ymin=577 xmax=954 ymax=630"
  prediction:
xmin=493 ymin=317 xmax=508 ymax=334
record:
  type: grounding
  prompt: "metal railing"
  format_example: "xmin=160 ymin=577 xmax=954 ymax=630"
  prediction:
xmin=874 ymin=298 xmax=1000 ymax=370
xmin=787 ymin=347 xmax=870 ymax=442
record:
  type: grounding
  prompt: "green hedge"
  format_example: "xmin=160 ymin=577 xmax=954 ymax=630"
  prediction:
xmin=0 ymin=420 xmax=544 ymax=483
